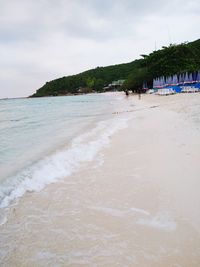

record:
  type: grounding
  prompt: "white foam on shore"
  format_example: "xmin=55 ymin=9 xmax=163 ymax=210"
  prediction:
xmin=137 ymin=212 xmax=177 ymax=232
xmin=0 ymin=116 xmax=129 ymax=210
xmin=89 ymin=206 xmax=126 ymax=217
xmin=89 ymin=206 xmax=151 ymax=218
xmin=129 ymin=207 xmax=150 ymax=216
xmin=0 ymin=212 xmax=7 ymax=226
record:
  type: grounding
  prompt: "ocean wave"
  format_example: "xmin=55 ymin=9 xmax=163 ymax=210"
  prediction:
xmin=0 ymin=116 xmax=129 ymax=209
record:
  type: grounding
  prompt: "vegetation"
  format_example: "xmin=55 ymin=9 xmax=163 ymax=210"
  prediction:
xmin=123 ymin=39 xmax=200 ymax=91
xmin=31 ymin=39 xmax=200 ymax=97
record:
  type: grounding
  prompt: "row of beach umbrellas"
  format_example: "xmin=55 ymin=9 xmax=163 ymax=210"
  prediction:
xmin=153 ymin=71 xmax=200 ymax=88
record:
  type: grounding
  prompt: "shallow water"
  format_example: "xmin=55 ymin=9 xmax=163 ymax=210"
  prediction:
xmin=0 ymin=93 xmax=128 ymax=208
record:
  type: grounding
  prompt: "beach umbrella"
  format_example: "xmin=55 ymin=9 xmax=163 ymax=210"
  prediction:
xmin=154 ymin=78 xmax=157 ymax=88
xmin=159 ymin=76 xmax=163 ymax=87
xmin=177 ymin=75 xmax=180 ymax=84
xmin=197 ymin=71 xmax=200 ymax=82
xmin=165 ymin=76 xmax=167 ymax=86
xmin=179 ymin=73 xmax=184 ymax=84
xmin=162 ymin=76 xmax=165 ymax=87
xmin=192 ymin=72 xmax=197 ymax=82
xmin=173 ymin=74 xmax=178 ymax=85
xmin=189 ymin=73 xmax=193 ymax=83
xmin=168 ymin=75 xmax=173 ymax=85
xmin=157 ymin=77 xmax=160 ymax=88
xmin=184 ymin=72 xmax=189 ymax=83
xmin=156 ymin=78 xmax=159 ymax=87
xmin=153 ymin=78 xmax=155 ymax=88
xmin=165 ymin=76 xmax=169 ymax=85
xmin=156 ymin=78 xmax=160 ymax=88
xmin=170 ymin=75 xmax=174 ymax=85
xmin=171 ymin=75 xmax=174 ymax=85
xmin=153 ymin=78 xmax=158 ymax=88
xmin=158 ymin=77 xmax=161 ymax=87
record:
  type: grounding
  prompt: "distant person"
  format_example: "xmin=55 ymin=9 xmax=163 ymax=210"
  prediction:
xmin=125 ymin=89 xmax=129 ymax=96
xmin=138 ymin=88 xmax=141 ymax=100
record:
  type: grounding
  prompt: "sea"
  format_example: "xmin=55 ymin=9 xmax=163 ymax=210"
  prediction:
xmin=0 ymin=93 xmax=129 ymax=211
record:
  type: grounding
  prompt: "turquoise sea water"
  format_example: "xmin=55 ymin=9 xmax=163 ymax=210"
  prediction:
xmin=0 ymin=93 xmax=127 ymax=207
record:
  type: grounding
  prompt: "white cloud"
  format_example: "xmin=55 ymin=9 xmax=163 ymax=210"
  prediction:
xmin=0 ymin=0 xmax=200 ymax=98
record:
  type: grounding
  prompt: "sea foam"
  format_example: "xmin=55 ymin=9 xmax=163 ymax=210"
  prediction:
xmin=0 ymin=116 xmax=129 ymax=209
xmin=137 ymin=212 xmax=177 ymax=231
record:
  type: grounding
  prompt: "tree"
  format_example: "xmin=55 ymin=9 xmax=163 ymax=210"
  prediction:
xmin=86 ymin=77 xmax=95 ymax=89
xmin=123 ymin=68 xmax=149 ymax=92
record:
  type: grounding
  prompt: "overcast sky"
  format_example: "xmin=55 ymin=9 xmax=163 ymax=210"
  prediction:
xmin=0 ymin=0 xmax=200 ymax=98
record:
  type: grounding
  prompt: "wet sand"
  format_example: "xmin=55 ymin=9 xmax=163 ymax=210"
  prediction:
xmin=1 ymin=93 xmax=200 ymax=266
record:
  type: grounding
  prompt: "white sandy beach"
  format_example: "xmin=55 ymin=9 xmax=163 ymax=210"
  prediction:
xmin=1 ymin=93 xmax=200 ymax=266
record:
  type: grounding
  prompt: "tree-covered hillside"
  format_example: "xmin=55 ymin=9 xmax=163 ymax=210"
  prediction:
xmin=123 ymin=39 xmax=200 ymax=90
xmin=31 ymin=59 xmax=143 ymax=97
xmin=31 ymin=39 xmax=200 ymax=97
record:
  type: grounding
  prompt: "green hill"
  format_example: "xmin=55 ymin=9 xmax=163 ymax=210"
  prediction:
xmin=31 ymin=39 xmax=200 ymax=97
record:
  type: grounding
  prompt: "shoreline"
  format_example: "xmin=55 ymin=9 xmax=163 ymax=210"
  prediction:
xmin=1 ymin=93 xmax=200 ymax=266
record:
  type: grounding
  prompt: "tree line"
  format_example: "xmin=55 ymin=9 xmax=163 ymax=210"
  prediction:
xmin=31 ymin=39 xmax=200 ymax=97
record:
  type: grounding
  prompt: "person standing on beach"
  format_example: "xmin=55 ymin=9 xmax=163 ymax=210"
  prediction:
xmin=138 ymin=88 xmax=141 ymax=100
xmin=125 ymin=89 xmax=129 ymax=96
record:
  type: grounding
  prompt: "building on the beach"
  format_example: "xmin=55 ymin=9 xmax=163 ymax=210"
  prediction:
xmin=103 ymin=79 xmax=125 ymax=91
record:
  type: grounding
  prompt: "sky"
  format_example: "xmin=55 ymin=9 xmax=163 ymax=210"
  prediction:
xmin=0 ymin=0 xmax=200 ymax=98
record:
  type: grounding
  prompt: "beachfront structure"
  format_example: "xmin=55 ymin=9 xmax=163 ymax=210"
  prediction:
xmin=152 ymin=71 xmax=200 ymax=93
xmin=103 ymin=79 xmax=125 ymax=91
xmin=109 ymin=80 xmax=125 ymax=87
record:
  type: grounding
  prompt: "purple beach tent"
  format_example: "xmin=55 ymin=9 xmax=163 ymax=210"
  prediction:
xmin=188 ymin=73 xmax=193 ymax=83
xmin=153 ymin=77 xmax=161 ymax=88
xmin=184 ymin=72 xmax=189 ymax=83
xmin=153 ymin=78 xmax=156 ymax=88
xmin=195 ymin=71 xmax=200 ymax=90
xmin=167 ymin=75 xmax=173 ymax=85
xmin=197 ymin=71 xmax=200 ymax=82
xmin=192 ymin=72 xmax=197 ymax=83
xmin=165 ymin=76 xmax=169 ymax=86
xmin=160 ymin=76 xmax=165 ymax=87
xmin=172 ymin=74 xmax=178 ymax=85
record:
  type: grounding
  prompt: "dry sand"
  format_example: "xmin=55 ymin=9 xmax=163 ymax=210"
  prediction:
xmin=1 ymin=93 xmax=200 ymax=266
